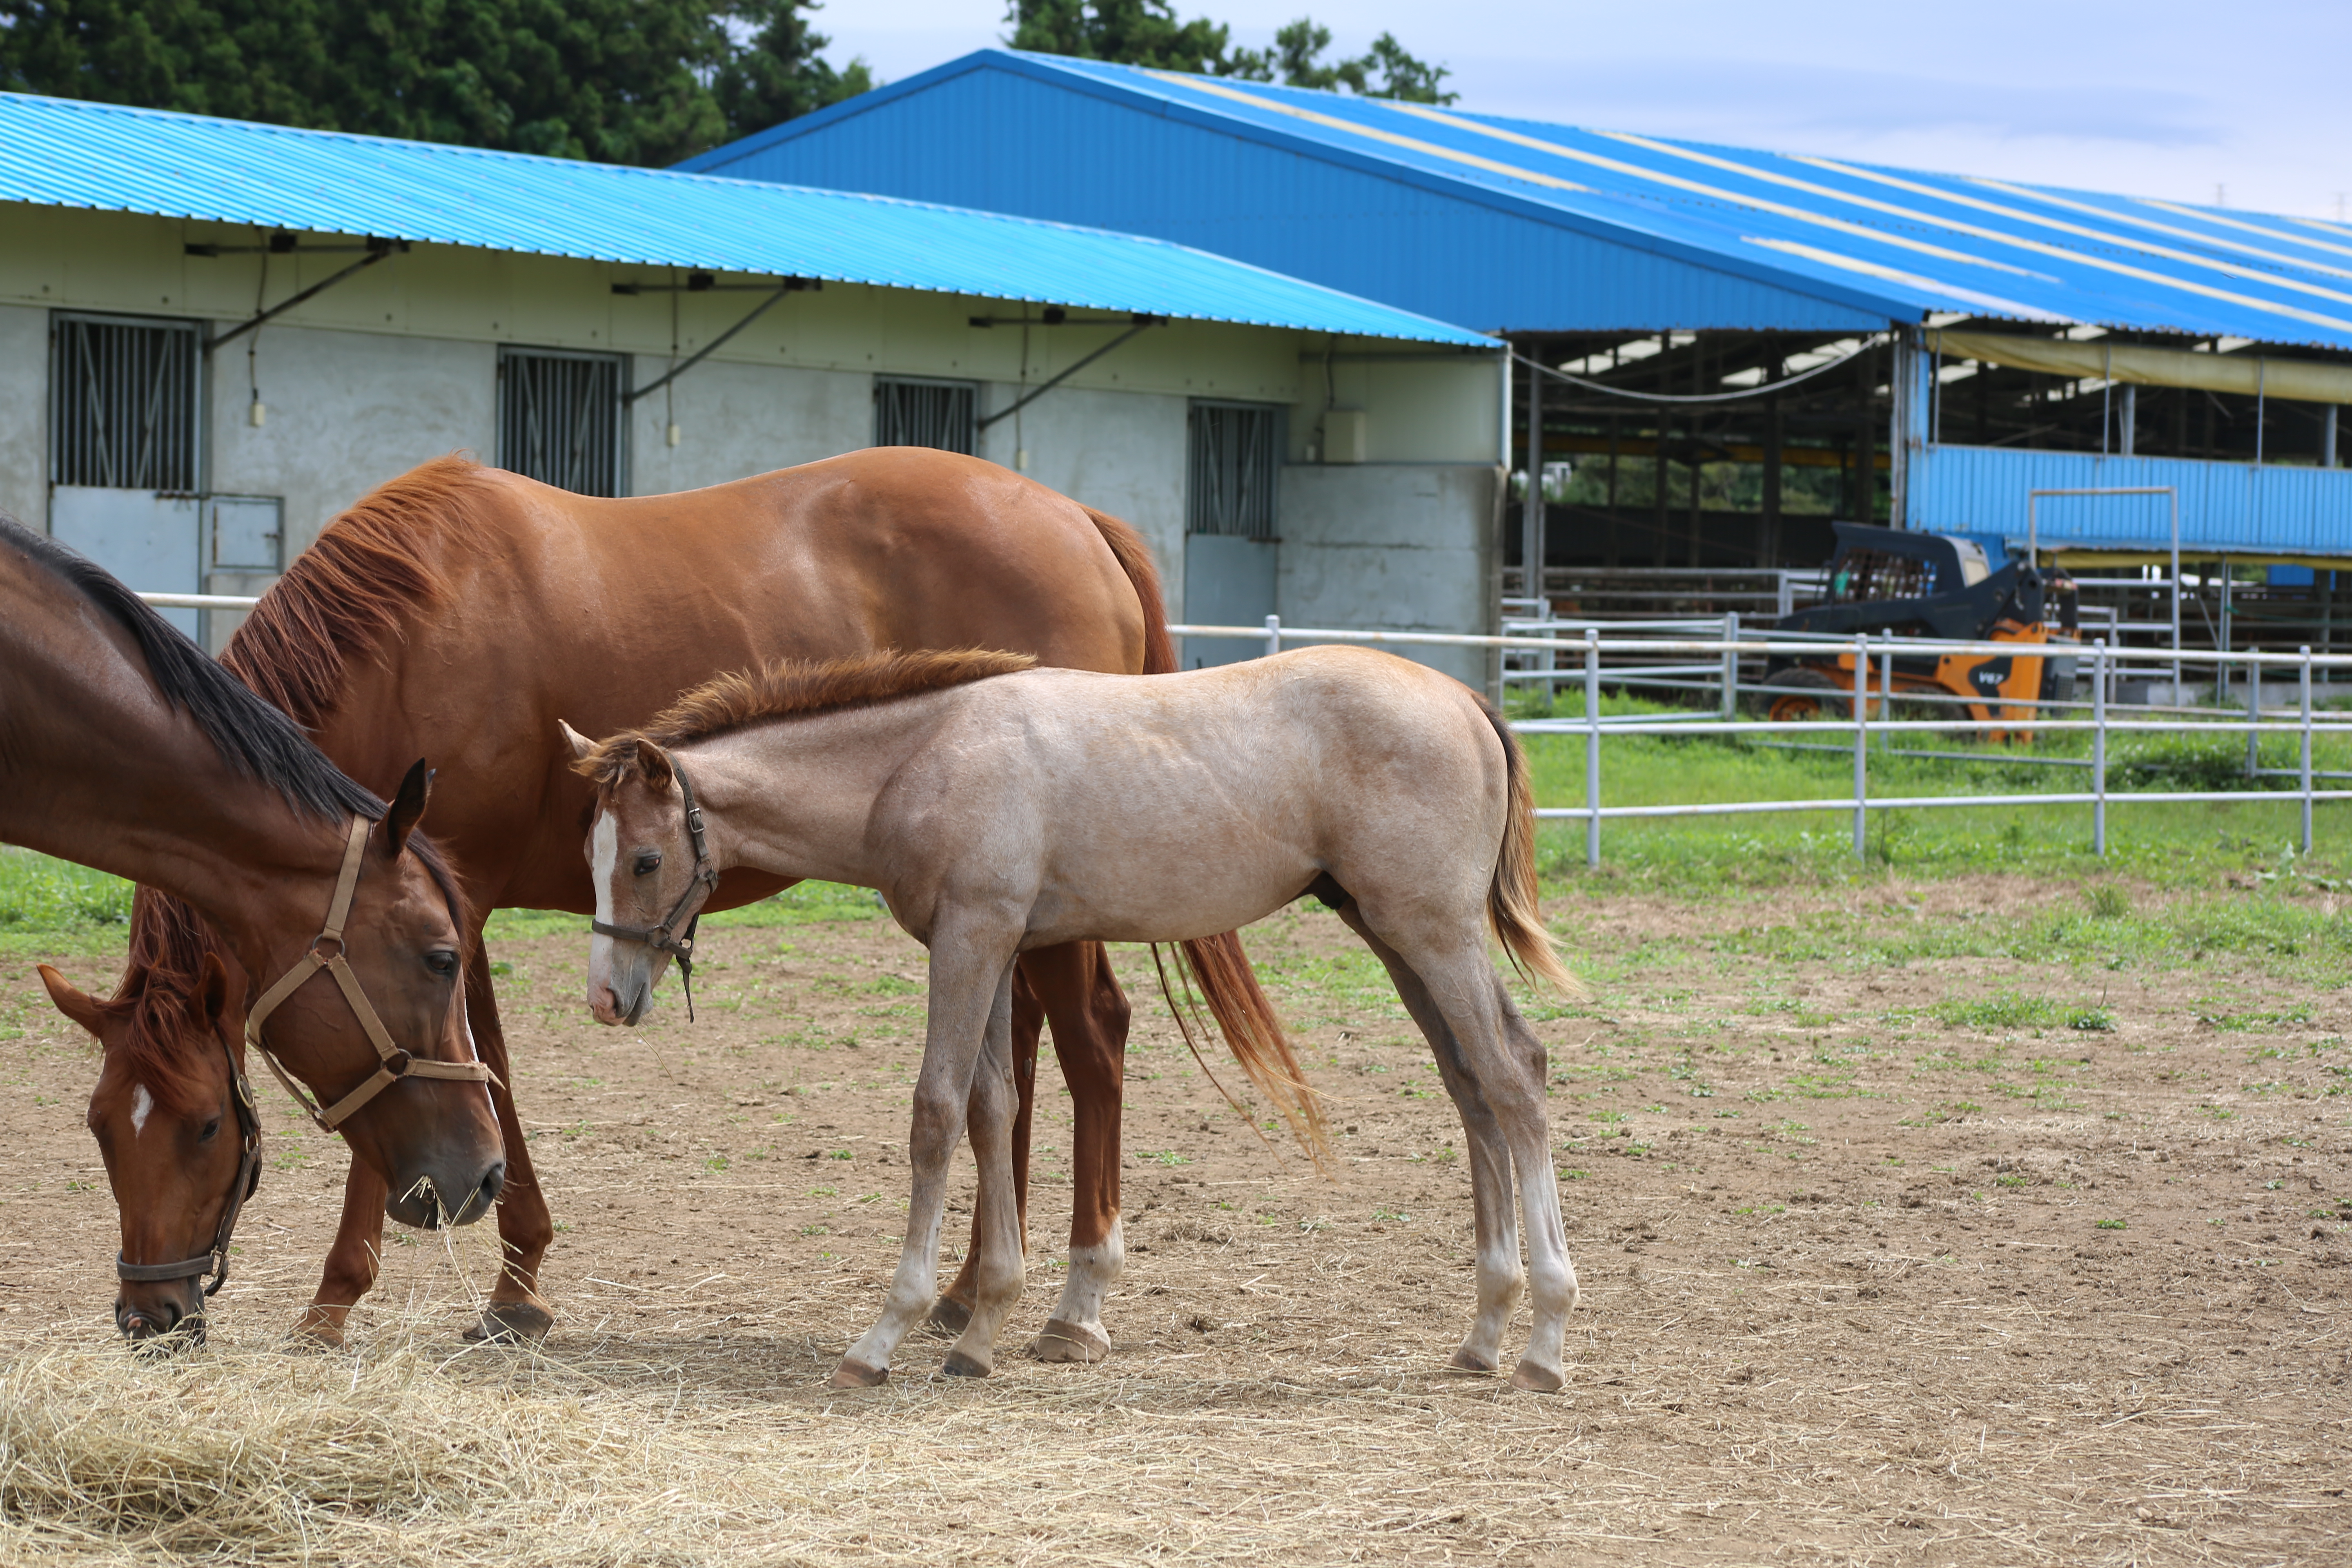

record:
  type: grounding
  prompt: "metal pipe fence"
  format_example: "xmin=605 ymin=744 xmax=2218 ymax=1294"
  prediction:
xmin=157 ymin=592 xmax=2344 ymax=871
xmin=1170 ymin=612 xmax=2352 ymax=868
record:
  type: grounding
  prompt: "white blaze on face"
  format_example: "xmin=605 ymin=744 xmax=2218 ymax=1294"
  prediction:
xmin=588 ymin=809 xmax=619 ymax=999
xmin=130 ymin=1083 xmax=154 ymax=1138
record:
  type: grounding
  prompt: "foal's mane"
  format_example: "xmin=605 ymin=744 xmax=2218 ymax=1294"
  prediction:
xmin=576 ymin=648 xmax=1037 ymax=791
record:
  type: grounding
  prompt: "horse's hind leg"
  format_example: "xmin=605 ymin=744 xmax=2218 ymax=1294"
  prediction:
xmin=835 ymin=922 xmax=1022 ymax=1388
xmin=1330 ymin=901 xmax=1524 ymax=1375
xmin=1395 ymin=939 xmax=1577 ymax=1392
xmin=1024 ymin=940 xmax=1128 ymax=1364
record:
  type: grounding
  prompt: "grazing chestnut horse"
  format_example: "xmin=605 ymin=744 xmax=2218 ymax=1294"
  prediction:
xmin=105 ymin=448 xmax=1225 ymax=1359
xmin=575 ymin=646 xmax=1582 ymax=1390
xmin=0 ymin=512 xmax=505 ymax=1340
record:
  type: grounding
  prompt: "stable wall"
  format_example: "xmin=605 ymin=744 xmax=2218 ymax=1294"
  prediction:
xmin=1277 ymin=465 xmax=1501 ymax=689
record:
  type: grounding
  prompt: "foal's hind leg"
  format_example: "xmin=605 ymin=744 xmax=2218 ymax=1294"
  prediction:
xmin=1330 ymin=902 xmax=1524 ymax=1375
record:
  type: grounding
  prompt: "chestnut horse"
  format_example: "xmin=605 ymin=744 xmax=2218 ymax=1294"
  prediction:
xmin=105 ymin=448 xmax=1241 ymax=1359
xmin=573 ymin=646 xmax=1581 ymax=1390
xmin=0 ymin=511 xmax=505 ymax=1339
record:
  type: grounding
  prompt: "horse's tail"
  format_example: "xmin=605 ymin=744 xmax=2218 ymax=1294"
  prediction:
xmin=1154 ymin=933 xmax=1332 ymax=1172
xmin=1082 ymin=506 xmax=1178 ymax=676
xmin=1479 ymin=699 xmax=1585 ymax=998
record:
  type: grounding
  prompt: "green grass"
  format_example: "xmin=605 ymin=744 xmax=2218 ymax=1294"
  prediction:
xmin=482 ymin=882 xmax=882 ymax=942
xmin=1517 ymin=688 xmax=2352 ymax=894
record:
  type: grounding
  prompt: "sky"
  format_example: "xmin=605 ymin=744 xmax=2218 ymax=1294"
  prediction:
xmin=812 ymin=0 xmax=2352 ymax=222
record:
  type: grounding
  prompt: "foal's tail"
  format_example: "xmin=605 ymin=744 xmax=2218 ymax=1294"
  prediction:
xmin=1480 ymin=701 xmax=1586 ymax=999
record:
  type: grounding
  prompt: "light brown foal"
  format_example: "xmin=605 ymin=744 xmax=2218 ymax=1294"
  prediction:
xmin=575 ymin=646 xmax=1584 ymax=1391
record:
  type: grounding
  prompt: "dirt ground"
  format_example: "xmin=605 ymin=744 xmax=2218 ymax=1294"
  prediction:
xmin=2 ymin=875 xmax=2349 ymax=1564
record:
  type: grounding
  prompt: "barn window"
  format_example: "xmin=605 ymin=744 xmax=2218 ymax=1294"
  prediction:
xmin=1187 ymin=400 xmax=1282 ymax=540
xmin=873 ymin=377 xmax=976 ymax=454
xmin=50 ymin=313 xmax=201 ymax=491
xmin=498 ymin=347 xmax=627 ymax=497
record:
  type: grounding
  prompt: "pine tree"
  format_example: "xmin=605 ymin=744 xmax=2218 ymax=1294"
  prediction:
xmin=1226 ymin=16 xmax=1454 ymax=104
xmin=713 ymin=0 xmax=873 ymax=142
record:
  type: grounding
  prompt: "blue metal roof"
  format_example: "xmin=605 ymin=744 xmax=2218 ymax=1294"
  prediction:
xmin=687 ymin=50 xmax=2352 ymax=351
xmin=0 ymin=89 xmax=1491 ymax=345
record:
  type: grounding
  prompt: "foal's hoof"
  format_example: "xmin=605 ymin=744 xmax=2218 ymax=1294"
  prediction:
xmin=942 ymin=1349 xmax=993 ymax=1379
xmin=830 ymin=1357 xmax=889 ymax=1389
xmin=924 ymin=1295 xmax=974 ymax=1338
xmin=1509 ymin=1359 xmax=1566 ymax=1393
xmin=1028 ymin=1318 xmax=1111 ymax=1365
xmin=462 ymin=1301 xmax=554 ymax=1344
xmin=1446 ymin=1348 xmax=1499 ymax=1374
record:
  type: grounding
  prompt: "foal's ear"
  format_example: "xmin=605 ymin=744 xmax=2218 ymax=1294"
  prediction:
xmin=37 ymin=964 xmax=105 ymax=1039
xmin=634 ymin=738 xmax=676 ymax=791
xmin=557 ymin=719 xmax=595 ymax=764
xmin=383 ymin=759 xmax=433 ymax=858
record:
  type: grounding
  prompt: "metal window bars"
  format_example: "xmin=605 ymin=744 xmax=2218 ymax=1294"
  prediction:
xmin=873 ymin=379 xmax=977 ymax=455
xmin=497 ymin=347 xmax=626 ymax=498
xmin=50 ymin=314 xmax=200 ymax=492
xmin=1186 ymin=402 xmax=1281 ymax=540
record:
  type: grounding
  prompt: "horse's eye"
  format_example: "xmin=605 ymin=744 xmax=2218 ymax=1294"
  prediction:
xmin=634 ymin=853 xmax=662 ymax=876
xmin=425 ymin=949 xmax=459 ymax=978
xmin=199 ymin=1118 xmax=222 ymax=1143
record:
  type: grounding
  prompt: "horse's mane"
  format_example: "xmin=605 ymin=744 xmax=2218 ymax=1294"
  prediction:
xmin=575 ymin=648 xmax=1037 ymax=791
xmin=222 ymin=454 xmax=488 ymax=728
xmin=0 ymin=509 xmax=379 ymax=824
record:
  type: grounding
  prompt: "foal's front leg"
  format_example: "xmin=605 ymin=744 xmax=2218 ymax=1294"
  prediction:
xmin=943 ymin=962 xmax=1026 ymax=1377
xmin=833 ymin=928 xmax=1022 ymax=1388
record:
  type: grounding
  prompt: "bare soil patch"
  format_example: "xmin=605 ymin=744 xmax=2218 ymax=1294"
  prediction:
xmin=1 ymin=881 xmax=2347 ymax=1564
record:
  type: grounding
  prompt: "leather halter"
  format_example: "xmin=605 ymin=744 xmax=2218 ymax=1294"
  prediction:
xmin=590 ymin=758 xmax=722 ymax=1021
xmin=115 ymin=1022 xmax=261 ymax=1299
xmin=244 ymin=815 xmax=496 ymax=1134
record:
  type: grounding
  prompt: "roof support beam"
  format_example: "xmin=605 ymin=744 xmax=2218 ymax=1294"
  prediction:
xmin=621 ymin=278 xmax=818 ymax=405
xmin=200 ymin=241 xmax=408 ymax=354
xmin=976 ymin=319 xmax=1163 ymax=431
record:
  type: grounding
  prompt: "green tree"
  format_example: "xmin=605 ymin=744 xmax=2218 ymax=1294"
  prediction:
xmin=1226 ymin=16 xmax=1454 ymax=103
xmin=1004 ymin=0 xmax=1236 ymax=75
xmin=0 ymin=0 xmax=871 ymax=162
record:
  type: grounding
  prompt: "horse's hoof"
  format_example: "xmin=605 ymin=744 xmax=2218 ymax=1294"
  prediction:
xmin=290 ymin=1307 xmax=347 ymax=1350
xmin=462 ymin=1301 xmax=554 ymax=1344
xmin=1510 ymin=1359 xmax=1566 ymax=1393
xmin=942 ymin=1349 xmax=993 ymax=1379
xmin=1028 ymin=1318 xmax=1111 ymax=1365
xmin=1446 ymin=1348 xmax=1499 ymax=1374
xmin=924 ymin=1296 xmax=974 ymax=1338
xmin=830 ymin=1358 xmax=889 ymax=1389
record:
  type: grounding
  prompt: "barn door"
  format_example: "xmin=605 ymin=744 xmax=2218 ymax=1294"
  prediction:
xmin=48 ymin=313 xmax=204 ymax=637
xmin=1182 ymin=400 xmax=1283 ymax=668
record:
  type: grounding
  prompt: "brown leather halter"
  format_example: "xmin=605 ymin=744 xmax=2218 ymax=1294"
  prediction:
xmin=244 ymin=815 xmax=496 ymax=1133
xmin=590 ymin=758 xmax=722 ymax=1020
xmin=114 ymin=1022 xmax=261 ymax=1298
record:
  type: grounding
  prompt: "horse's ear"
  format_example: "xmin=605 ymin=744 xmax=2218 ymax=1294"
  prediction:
xmin=635 ymin=738 xmax=676 ymax=791
xmin=190 ymin=951 xmax=240 ymax=1030
xmin=384 ymin=759 xmax=433 ymax=858
xmin=558 ymin=720 xmax=595 ymax=764
xmin=37 ymin=964 xmax=104 ymax=1038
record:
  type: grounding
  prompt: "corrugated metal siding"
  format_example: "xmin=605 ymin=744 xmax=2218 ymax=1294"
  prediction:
xmin=692 ymin=66 xmax=1895 ymax=334
xmin=695 ymin=50 xmax=2352 ymax=350
xmin=1912 ymin=444 xmax=2352 ymax=557
xmin=0 ymin=89 xmax=1488 ymax=345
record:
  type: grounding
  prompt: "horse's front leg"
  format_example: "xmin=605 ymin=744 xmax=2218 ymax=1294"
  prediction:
xmin=1025 ymin=940 xmax=1128 ymax=1364
xmin=944 ymin=961 xmax=1025 ymax=1377
xmin=833 ymin=923 xmax=1020 ymax=1388
xmin=295 ymin=1158 xmax=387 ymax=1347
xmin=458 ymin=944 xmax=555 ymax=1342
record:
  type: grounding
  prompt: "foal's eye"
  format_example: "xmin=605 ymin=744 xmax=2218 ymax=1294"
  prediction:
xmin=199 ymin=1118 xmax=222 ymax=1143
xmin=425 ymin=949 xmax=459 ymax=978
xmin=634 ymin=853 xmax=662 ymax=876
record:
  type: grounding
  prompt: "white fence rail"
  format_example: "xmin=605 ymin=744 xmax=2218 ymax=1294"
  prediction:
xmin=158 ymin=594 xmax=2339 ymax=869
xmin=1170 ymin=613 xmax=2351 ymax=868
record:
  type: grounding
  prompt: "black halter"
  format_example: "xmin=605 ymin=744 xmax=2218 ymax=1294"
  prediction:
xmin=591 ymin=757 xmax=722 ymax=1020
xmin=117 ymin=1022 xmax=262 ymax=1300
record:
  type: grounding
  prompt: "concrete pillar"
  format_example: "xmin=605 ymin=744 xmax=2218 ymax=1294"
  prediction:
xmin=1522 ymin=347 xmax=1545 ymax=600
